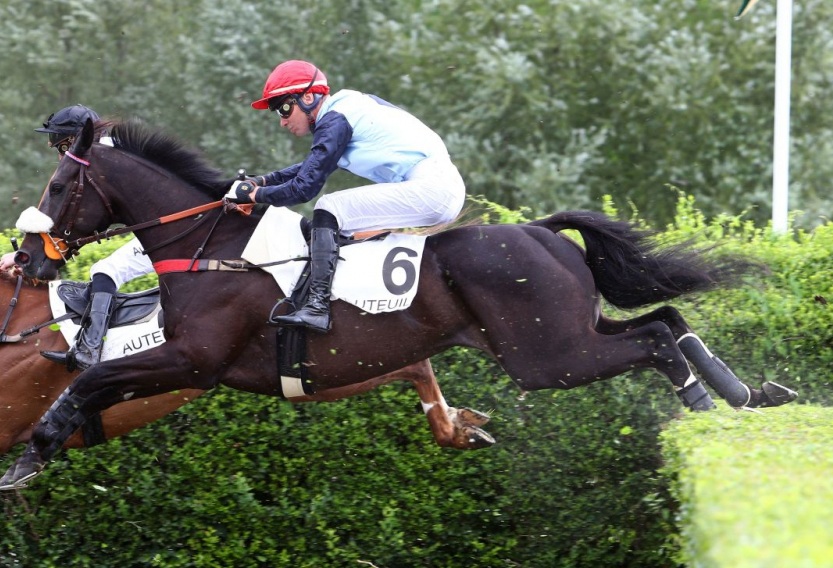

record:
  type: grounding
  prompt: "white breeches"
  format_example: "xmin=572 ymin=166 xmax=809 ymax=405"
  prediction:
xmin=315 ymin=155 xmax=466 ymax=233
xmin=89 ymin=237 xmax=155 ymax=289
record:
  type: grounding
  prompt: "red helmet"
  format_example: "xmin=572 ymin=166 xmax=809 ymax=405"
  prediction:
xmin=251 ymin=60 xmax=329 ymax=110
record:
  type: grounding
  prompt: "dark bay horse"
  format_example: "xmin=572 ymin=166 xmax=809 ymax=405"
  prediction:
xmin=0 ymin=119 xmax=796 ymax=489
xmin=0 ymin=270 xmax=491 ymax=457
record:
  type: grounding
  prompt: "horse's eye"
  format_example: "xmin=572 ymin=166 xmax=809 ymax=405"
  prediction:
xmin=50 ymin=182 xmax=64 ymax=195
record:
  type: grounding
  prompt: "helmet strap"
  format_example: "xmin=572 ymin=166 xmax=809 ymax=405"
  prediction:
xmin=294 ymin=93 xmax=323 ymax=114
xmin=293 ymin=93 xmax=324 ymax=127
xmin=292 ymin=66 xmax=325 ymax=127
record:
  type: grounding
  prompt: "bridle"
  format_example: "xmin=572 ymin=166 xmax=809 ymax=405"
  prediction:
xmin=33 ymin=150 xmax=228 ymax=264
xmin=37 ymin=150 xmax=115 ymax=262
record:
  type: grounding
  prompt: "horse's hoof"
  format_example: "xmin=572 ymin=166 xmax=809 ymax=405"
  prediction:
xmin=759 ymin=381 xmax=798 ymax=408
xmin=0 ymin=450 xmax=46 ymax=491
xmin=459 ymin=426 xmax=496 ymax=450
xmin=455 ymin=407 xmax=491 ymax=427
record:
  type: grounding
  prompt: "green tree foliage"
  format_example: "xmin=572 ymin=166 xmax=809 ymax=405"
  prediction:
xmin=2 ymin=0 xmax=833 ymax=230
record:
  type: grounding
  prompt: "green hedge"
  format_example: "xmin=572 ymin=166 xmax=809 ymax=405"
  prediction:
xmin=1 ymin=356 xmax=680 ymax=567
xmin=660 ymin=403 xmax=833 ymax=567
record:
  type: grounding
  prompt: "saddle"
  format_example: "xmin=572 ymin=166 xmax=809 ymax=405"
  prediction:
xmin=55 ymin=281 xmax=161 ymax=328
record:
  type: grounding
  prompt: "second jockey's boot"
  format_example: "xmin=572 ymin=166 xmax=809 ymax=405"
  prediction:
xmin=42 ymin=291 xmax=117 ymax=371
xmin=270 ymin=210 xmax=339 ymax=332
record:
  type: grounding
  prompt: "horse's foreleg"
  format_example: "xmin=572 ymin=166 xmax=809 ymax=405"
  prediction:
xmin=67 ymin=389 xmax=205 ymax=448
xmin=400 ymin=359 xmax=494 ymax=450
xmin=596 ymin=308 xmax=797 ymax=408
xmin=294 ymin=360 xmax=494 ymax=450
xmin=0 ymin=347 xmax=203 ymax=491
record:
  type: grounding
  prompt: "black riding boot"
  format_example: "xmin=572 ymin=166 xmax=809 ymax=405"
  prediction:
xmin=0 ymin=388 xmax=88 ymax=490
xmin=270 ymin=210 xmax=339 ymax=332
xmin=42 ymin=291 xmax=117 ymax=371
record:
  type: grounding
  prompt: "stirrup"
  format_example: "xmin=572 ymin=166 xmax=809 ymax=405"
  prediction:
xmin=267 ymin=299 xmax=295 ymax=326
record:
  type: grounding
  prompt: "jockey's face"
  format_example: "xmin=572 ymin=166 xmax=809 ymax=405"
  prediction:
xmin=48 ymin=134 xmax=74 ymax=156
xmin=279 ymin=92 xmax=317 ymax=138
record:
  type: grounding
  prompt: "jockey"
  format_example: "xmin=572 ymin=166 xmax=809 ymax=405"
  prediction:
xmin=235 ymin=60 xmax=466 ymax=332
xmin=0 ymin=105 xmax=155 ymax=371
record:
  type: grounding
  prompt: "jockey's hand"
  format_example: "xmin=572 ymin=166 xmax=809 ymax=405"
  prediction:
xmin=224 ymin=180 xmax=258 ymax=204
xmin=1 ymin=252 xmax=16 ymax=270
xmin=0 ymin=252 xmax=20 ymax=274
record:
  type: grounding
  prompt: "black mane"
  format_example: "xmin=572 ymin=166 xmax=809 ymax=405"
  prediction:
xmin=107 ymin=120 xmax=232 ymax=199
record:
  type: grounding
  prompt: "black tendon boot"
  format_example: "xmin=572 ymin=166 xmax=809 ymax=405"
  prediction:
xmin=677 ymin=379 xmax=716 ymax=411
xmin=270 ymin=210 xmax=339 ymax=332
xmin=0 ymin=389 xmax=88 ymax=490
xmin=42 ymin=291 xmax=117 ymax=371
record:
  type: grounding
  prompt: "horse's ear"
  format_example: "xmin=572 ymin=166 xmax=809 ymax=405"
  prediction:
xmin=77 ymin=118 xmax=95 ymax=153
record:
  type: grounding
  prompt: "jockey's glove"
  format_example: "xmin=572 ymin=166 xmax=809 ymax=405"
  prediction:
xmin=224 ymin=180 xmax=257 ymax=204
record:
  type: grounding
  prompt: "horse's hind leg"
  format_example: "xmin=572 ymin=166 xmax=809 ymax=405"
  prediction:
xmin=499 ymin=320 xmax=716 ymax=412
xmin=276 ymin=360 xmax=494 ymax=450
xmin=596 ymin=307 xmax=797 ymax=408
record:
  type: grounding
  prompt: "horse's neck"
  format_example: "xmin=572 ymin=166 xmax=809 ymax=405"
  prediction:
xmin=99 ymin=151 xmax=209 ymax=226
xmin=97 ymin=151 xmax=258 ymax=260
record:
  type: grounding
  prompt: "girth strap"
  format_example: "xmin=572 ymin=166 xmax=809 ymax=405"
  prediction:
xmin=153 ymin=259 xmax=257 ymax=274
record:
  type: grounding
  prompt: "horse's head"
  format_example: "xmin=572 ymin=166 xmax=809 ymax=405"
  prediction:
xmin=14 ymin=119 xmax=237 ymax=280
xmin=14 ymin=119 xmax=117 ymax=279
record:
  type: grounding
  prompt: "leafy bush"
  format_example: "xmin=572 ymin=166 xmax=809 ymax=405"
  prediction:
xmin=1 ymin=353 xmax=680 ymax=567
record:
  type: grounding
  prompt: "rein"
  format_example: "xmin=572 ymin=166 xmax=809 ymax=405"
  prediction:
xmin=69 ymin=201 xmax=226 ymax=250
xmin=0 ymin=276 xmax=23 ymax=342
xmin=42 ymin=150 xmax=228 ymax=258
xmin=39 ymin=150 xmax=289 ymax=278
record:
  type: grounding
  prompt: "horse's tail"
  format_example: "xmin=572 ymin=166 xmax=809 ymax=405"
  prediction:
xmin=529 ymin=210 xmax=762 ymax=309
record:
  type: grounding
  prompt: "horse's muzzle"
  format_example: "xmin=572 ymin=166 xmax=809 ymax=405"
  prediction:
xmin=15 ymin=249 xmax=61 ymax=280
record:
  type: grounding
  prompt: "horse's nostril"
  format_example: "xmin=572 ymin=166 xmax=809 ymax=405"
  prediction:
xmin=13 ymin=251 xmax=30 ymax=267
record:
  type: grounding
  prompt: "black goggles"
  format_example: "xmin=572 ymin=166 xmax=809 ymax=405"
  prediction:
xmin=48 ymin=133 xmax=73 ymax=154
xmin=268 ymin=96 xmax=296 ymax=119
